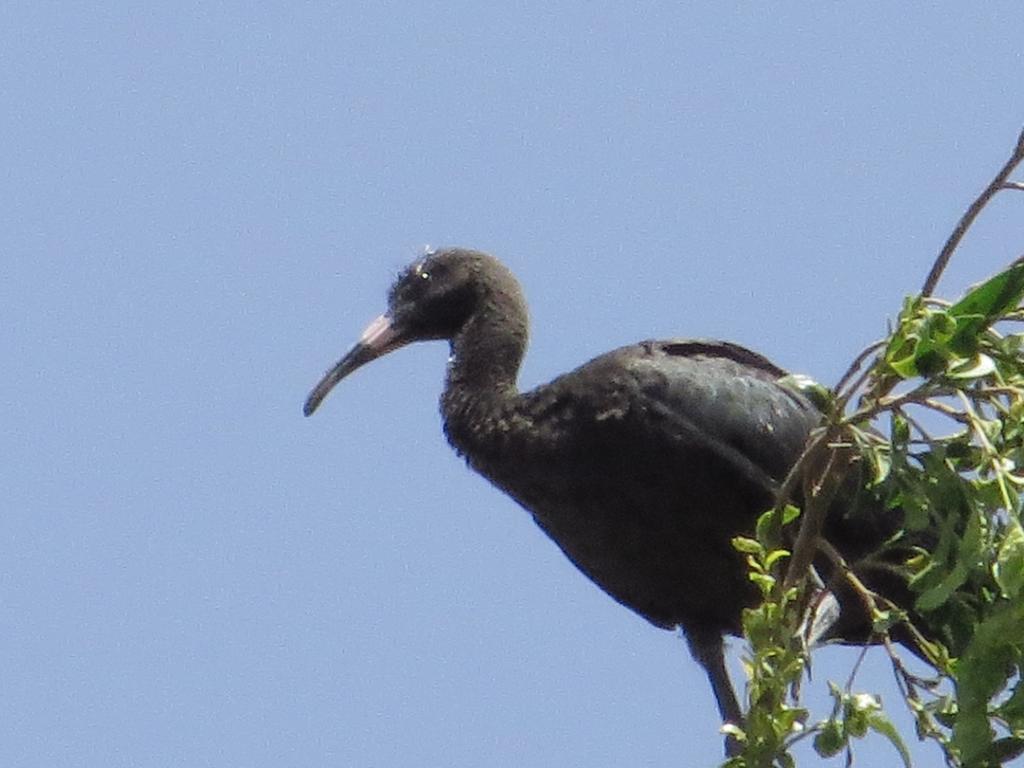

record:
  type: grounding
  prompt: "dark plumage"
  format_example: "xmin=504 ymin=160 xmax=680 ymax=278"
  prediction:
xmin=304 ymin=248 xmax=907 ymax=753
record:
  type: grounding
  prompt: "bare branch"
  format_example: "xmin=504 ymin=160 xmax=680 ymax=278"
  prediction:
xmin=784 ymin=437 xmax=854 ymax=590
xmin=921 ymin=127 xmax=1024 ymax=297
xmin=817 ymin=538 xmax=878 ymax=622
xmin=833 ymin=339 xmax=887 ymax=403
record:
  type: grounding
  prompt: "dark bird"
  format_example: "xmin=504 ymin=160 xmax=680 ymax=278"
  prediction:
xmin=304 ymin=248 xmax=907 ymax=752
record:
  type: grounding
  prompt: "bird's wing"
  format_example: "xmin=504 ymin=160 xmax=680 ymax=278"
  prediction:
xmin=633 ymin=339 xmax=821 ymax=485
xmin=533 ymin=339 xmax=822 ymax=495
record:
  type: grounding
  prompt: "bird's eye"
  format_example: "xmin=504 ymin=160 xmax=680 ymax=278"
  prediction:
xmin=420 ymin=271 xmax=430 ymax=280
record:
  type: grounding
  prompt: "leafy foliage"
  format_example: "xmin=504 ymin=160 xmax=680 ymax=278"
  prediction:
xmin=724 ymin=506 xmax=806 ymax=767
xmin=726 ymin=129 xmax=1024 ymax=767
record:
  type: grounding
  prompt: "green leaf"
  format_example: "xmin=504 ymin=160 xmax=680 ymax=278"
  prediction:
xmin=866 ymin=713 xmax=913 ymax=768
xmin=886 ymin=349 xmax=920 ymax=379
xmin=994 ymin=518 xmax=1024 ymax=598
xmin=720 ymin=723 xmax=745 ymax=740
xmin=917 ymin=505 xmax=987 ymax=611
xmin=844 ymin=695 xmax=878 ymax=738
xmin=948 ymin=258 xmax=1024 ymax=354
xmin=733 ymin=536 xmax=762 ymax=555
xmin=870 ymin=608 xmax=901 ymax=635
xmin=929 ymin=310 xmax=959 ymax=337
xmin=896 ymin=488 xmax=930 ymax=531
xmin=915 ymin=561 xmax=968 ymax=612
xmin=997 ymin=677 xmax=1024 ymax=722
xmin=989 ymin=737 xmax=1024 ymax=764
xmin=959 ymin=506 xmax=985 ymax=566
xmin=780 ymin=505 xmax=800 ymax=526
xmin=748 ymin=572 xmax=776 ymax=592
xmin=952 ymin=602 xmax=1024 ymax=763
xmin=884 ymin=310 xmax=924 ymax=378
xmin=813 ymin=719 xmax=845 ymax=757
xmin=891 ymin=411 xmax=910 ymax=444
xmin=909 ymin=310 xmax=958 ymax=376
xmin=946 ymin=352 xmax=996 ymax=380
xmin=778 ymin=373 xmax=834 ymax=411
xmin=764 ymin=549 xmax=791 ymax=570
xmin=754 ymin=505 xmax=799 ymax=548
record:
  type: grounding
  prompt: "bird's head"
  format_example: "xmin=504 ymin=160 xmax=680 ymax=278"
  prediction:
xmin=303 ymin=248 xmax=521 ymax=416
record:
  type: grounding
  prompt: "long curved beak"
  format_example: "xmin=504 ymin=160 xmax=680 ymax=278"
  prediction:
xmin=303 ymin=314 xmax=404 ymax=416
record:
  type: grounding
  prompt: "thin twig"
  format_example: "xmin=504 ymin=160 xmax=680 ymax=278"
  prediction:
xmin=965 ymin=384 xmax=1022 ymax=399
xmin=882 ymin=387 xmax=960 ymax=409
xmin=921 ymin=127 xmax=1024 ymax=297
xmin=817 ymin=539 xmax=877 ymax=623
xmin=833 ymin=339 xmax=887 ymax=400
xmin=848 ymin=386 xmax=970 ymax=425
xmin=915 ymin=398 xmax=971 ymax=423
xmin=844 ymin=645 xmax=870 ymax=693
xmin=1002 ymin=181 xmax=1024 ymax=192
xmin=784 ymin=433 xmax=852 ymax=589
xmin=901 ymin=410 xmax=938 ymax=445
xmin=818 ymin=538 xmax=943 ymax=671
xmin=772 ymin=428 xmax=830 ymax=516
xmin=836 ymin=364 xmax=877 ymax=416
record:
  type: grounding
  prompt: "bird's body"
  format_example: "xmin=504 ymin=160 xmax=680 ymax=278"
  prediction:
xmin=304 ymin=248 xmax=907 ymax=752
xmin=442 ymin=338 xmax=818 ymax=636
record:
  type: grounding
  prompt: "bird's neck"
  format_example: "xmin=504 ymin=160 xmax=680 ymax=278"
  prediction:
xmin=440 ymin=312 xmax=528 ymax=462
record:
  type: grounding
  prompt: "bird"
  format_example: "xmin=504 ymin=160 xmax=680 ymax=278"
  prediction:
xmin=303 ymin=247 xmax=909 ymax=753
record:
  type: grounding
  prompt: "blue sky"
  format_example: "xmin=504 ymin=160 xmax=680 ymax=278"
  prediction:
xmin=4 ymin=3 xmax=1024 ymax=766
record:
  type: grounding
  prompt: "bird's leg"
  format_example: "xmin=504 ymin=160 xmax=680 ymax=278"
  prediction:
xmin=684 ymin=626 xmax=743 ymax=757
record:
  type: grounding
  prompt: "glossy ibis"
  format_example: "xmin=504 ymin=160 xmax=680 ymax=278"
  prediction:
xmin=304 ymin=248 xmax=906 ymax=752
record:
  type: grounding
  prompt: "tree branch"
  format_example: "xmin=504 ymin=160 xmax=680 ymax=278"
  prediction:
xmin=921 ymin=127 xmax=1024 ymax=297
